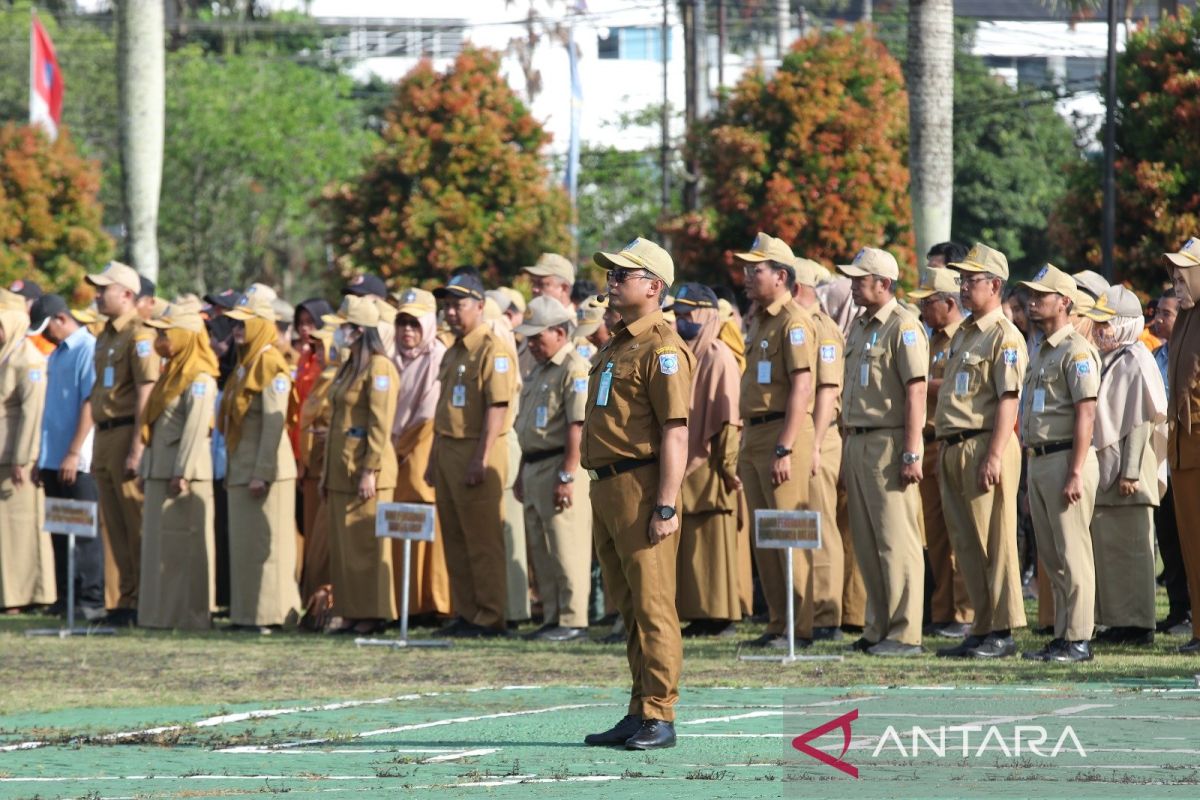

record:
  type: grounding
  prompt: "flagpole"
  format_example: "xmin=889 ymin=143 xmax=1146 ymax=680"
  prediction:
xmin=29 ymin=7 xmax=36 ymax=129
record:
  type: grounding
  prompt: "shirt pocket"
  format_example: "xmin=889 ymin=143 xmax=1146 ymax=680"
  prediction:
xmin=955 ymin=353 xmax=987 ymax=397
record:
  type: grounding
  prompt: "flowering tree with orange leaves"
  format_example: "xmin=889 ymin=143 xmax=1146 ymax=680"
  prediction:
xmin=664 ymin=25 xmax=916 ymax=288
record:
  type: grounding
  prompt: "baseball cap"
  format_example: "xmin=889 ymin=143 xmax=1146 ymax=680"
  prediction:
xmin=521 ymin=253 xmax=575 ymax=284
xmin=224 ymin=290 xmax=278 ymax=322
xmin=908 ymin=267 xmax=961 ymax=300
xmin=8 ymin=279 xmax=42 ymax=302
xmin=792 ymin=257 xmax=827 ymax=288
xmin=1081 ymin=285 xmax=1143 ymax=322
xmin=573 ymin=295 xmax=608 ymax=339
xmin=1018 ymin=263 xmax=1080 ymax=301
xmin=434 ymin=271 xmax=486 ymax=302
xmin=514 ymin=295 xmax=574 ymax=337
xmin=322 ymin=295 xmax=381 ymax=329
xmin=1165 ymin=236 xmax=1200 ymax=268
xmin=138 ymin=275 xmax=156 ymax=299
xmin=244 ymin=283 xmax=278 ymax=304
xmin=837 ymin=247 xmax=900 ymax=281
xmin=499 ymin=287 xmax=527 ymax=314
xmin=485 ymin=289 xmax=520 ymax=315
xmin=948 ymin=243 xmax=1009 ymax=280
xmin=144 ymin=298 xmax=206 ymax=333
xmin=28 ymin=293 xmax=68 ymax=335
xmin=593 ymin=237 xmax=675 ymax=287
xmin=733 ymin=232 xmax=795 ymax=265
xmin=392 ymin=287 xmax=437 ymax=319
xmin=271 ymin=297 xmax=295 ymax=324
xmin=342 ymin=273 xmax=388 ymax=298
xmin=204 ymin=288 xmax=240 ymax=311
xmin=1072 ymin=269 xmax=1110 ymax=300
xmin=86 ymin=261 xmax=141 ymax=295
xmin=672 ymin=283 xmax=718 ymax=309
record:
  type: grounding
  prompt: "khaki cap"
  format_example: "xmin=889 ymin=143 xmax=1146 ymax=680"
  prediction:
xmin=499 ymin=287 xmax=527 ymax=314
xmin=145 ymin=298 xmax=206 ymax=333
xmin=515 ymin=295 xmax=574 ymax=337
xmin=1071 ymin=269 xmax=1110 ymax=300
xmin=949 ymin=243 xmax=1009 ymax=280
xmin=309 ymin=327 xmax=336 ymax=360
xmin=271 ymin=297 xmax=295 ymax=323
xmin=245 ymin=282 xmax=278 ymax=303
xmin=1081 ymin=285 xmax=1143 ymax=322
xmin=573 ymin=295 xmax=608 ymax=338
xmin=392 ymin=287 xmax=437 ymax=319
xmin=370 ymin=295 xmax=397 ymax=323
xmin=322 ymin=295 xmax=381 ymax=329
xmin=1018 ymin=263 xmax=1080 ymax=302
xmin=521 ymin=253 xmax=575 ymax=284
xmin=792 ymin=257 xmax=826 ymax=288
xmin=908 ymin=267 xmax=961 ymax=300
xmin=86 ymin=261 xmax=141 ymax=295
xmin=733 ymin=232 xmax=795 ymax=265
xmin=1165 ymin=236 xmax=1200 ymax=268
xmin=485 ymin=288 xmax=526 ymax=316
xmin=225 ymin=290 xmax=279 ymax=322
xmin=837 ymin=247 xmax=900 ymax=280
xmin=593 ymin=237 xmax=675 ymax=287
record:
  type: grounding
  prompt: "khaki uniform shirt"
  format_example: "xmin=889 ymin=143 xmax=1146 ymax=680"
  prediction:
xmin=1167 ymin=306 xmax=1200 ymax=469
xmin=323 ymin=355 xmax=400 ymax=493
xmin=92 ymin=310 xmax=161 ymax=424
xmin=808 ymin=304 xmax=845 ymax=415
xmin=0 ymin=340 xmax=48 ymax=467
xmin=841 ymin=298 xmax=929 ymax=429
xmin=925 ymin=319 xmax=962 ymax=433
xmin=141 ymin=374 xmax=216 ymax=481
xmin=515 ymin=344 xmax=589 ymax=455
xmin=226 ymin=370 xmax=297 ymax=486
xmin=934 ymin=307 xmax=1027 ymax=437
xmin=1019 ymin=324 xmax=1100 ymax=447
xmin=741 ymin=294 xmax=816 ymax=417
xmin=581 ymin=310 xmax=694 ymax=470
xmin=298 ymin=369 xmax=335 ymax=477
xmin=435 ymin=324 xmax=517 ymax=440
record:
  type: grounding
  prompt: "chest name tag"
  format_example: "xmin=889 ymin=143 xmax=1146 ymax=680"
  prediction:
xmin=596 ymin=364 xmax=614 ymax=408
xmin=1032 ymin=388 xmax=1046 ymax=414
xmin=451 ymin=384 xmax=467 ymax=408
xmin=535 ymin=405 xmax=549 ymax=429
xmin=103 ymin=365 xmax=115 ymax=388
xmin=955 ymin=372 xmax=969 ymax=396
xmin=859 ymin=362 xmax=869 ymax=387
xmin=757 ymin=360 xmax=772 ymax=384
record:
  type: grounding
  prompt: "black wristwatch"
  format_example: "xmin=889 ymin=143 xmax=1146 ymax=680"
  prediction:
xmin=654 ymin=505 xmax=677 ymax=521
xmin=774 ymin=445 xmax=792 ymax=458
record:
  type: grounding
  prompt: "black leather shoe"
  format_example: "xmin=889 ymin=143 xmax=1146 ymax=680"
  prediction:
xmin=1022 ymin=639 xmax=1066 ymax=661
xmin=968 ymin=634 xmax=1017 ymax=659
xmin=600 ymin=631 xmax=626 ymax=644
xmin=1047 ymin=640 xmax=1093 ymax=662
xmin=522 ymin=622 xmax=558 ymax=641
xmin=813 ymin=626 xmax=843 ymax=641
xmin=1178 ymin=637 xmax=1200 ymax=654
xmin=769 ymin=635 xmax=811 ymax=650
xmin=936 ymin=635 xmax=984 ymax=658
xmin=1097 ymin=627 xmax=1154 ymax=646
xmin=436 ymin=617 xmax=471 ymax=637
xmin=625 ymin=719 xmax=676 ymax=750
xmin=848 ymin=636 xmax=876 ymax=653
xmin=867 ymin=639 xmax=923 ymax=657
xmin=542 ymin=626 xmax=589 ymax=642
xmin=1156 ymin=615 xmax=1190 ymax=633
xmin=584 ymin=714 xmax=642 ymax=746
xmin=743 ymin=632 xmax=781 ymax=648
xmin=927 ymin=622 xmax=971 ymax=639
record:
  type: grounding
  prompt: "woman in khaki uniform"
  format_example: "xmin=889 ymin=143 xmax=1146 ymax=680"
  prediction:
xmin=138 ymin=300 xmax=220 ymax=629
xmin=321 ymin=296 xmax=400 ymax=634
xmin=298 ymin=327 xmax=338 ymax=605
xmin=219 ymin=292 xmax=301 ymax=632
xmin=0 ymin=289 xmax=54 ymax=611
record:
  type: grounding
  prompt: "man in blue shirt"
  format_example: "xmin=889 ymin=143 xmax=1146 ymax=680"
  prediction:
xmin=31 ymin=294 xmax=104 ymax=619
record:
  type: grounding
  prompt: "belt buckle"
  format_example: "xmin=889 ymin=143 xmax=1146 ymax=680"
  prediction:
xmin=586 ymin=469 xmax=600 ymax=481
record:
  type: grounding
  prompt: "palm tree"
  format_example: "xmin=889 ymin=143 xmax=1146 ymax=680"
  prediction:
xmin=118 ymin=0 xmax=165 ymax=281
xmin=907 ymin=0 xmax=954 ymax=272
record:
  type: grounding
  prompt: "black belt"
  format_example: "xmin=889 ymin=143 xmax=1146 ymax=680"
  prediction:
xmin=346 ymin=426 xmax=367 ymax=438
xmin=587 ymin=457 xmax=656 ymax=481
xmin=522 ymin=447 xmax=564 ymax=465
xmin=97 ymin=416 xmax=134 ymax=432
xmin=923 ymin=429 xmax=936 ymax=444
xmin=1027 ymin=440 xmax=1074 ymax=457
xmin=845 ymin=426 xmax=900 ymax=436
xmin=746 ymin=412 xmax=786 ymax=427
xmin=938 ymin=429 xmax=987 ymax=448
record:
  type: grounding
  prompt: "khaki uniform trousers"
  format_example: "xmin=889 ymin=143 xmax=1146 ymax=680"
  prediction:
xmin=735 ymin=489 xmax=754 ymax=617
xmin=843 ymin=428 xmax=924 ymax=646
xmin=1091 ymin=505 xmax=1156 ymax=630
xmin=328 ymin=489 xmax=397 ymax=620
xmin=434 ymin=435 xmax=509 ymax=630
xmin=1171 ymin=466 xmax=1200 ymax=639
xmin=299 ymin=476 xmax=331 ymax=603
xmin=590 ymin=463 xmax=681 ymax=722
xmin=503 ymin=434 xmax=530 ymax=621
xmin=938 ymin=434 xmax=1026 ymax=635
xmin=677 ymin=510 xmax=741 ymax=621
xmin=921 ymin=443 xmax=972 ymax=625
xmin=0 ymin=468 xmax=54 ymax=607
xmin=739 ymin=418 xmax=815 ymax=638
xmin=138 ymin=479 xmax=214 ymax=630
xmin=522 ymin=458 xmax=592 ymax=629
xmin=810 ymin=427 xmax=844 ymax=629
xmin=228 ymin=480 xmax=302 ymax=627
xmin=837 ymin=490 xmax=867 ymax=627
xmin=94 ymin=426 xmax=144 ymax=609
xmin=1027 ymin=448 xmax=1097 ymax=641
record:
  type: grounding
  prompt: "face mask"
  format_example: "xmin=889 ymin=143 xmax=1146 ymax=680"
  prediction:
xmin=333 ymin=325 xmax=351 ymax=350
xmin=676 ymin=318 xmax=702 ymax=341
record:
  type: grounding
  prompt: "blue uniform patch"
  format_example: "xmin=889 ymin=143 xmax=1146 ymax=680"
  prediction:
xmin=573 ymin=377 xmax=588 ymax=393
xmin=1034 ymin=265 xmax=1049 ymax=281
xmin=902 ymin=329 xmax=918 ymax=346
xmin=495 ymin=355 xmax=510 ymax=373
xmin=1003 ymin=348 xmax=1018 ymax=365
xmin=789 ymin=326 xmax=806 ymax=346
xmin=271 ymin=376 xmax=288 ymax=394
xmin=136 ymin=339 xmax=152 ymax=358
xmin=28 ymin=369 xmax=42 ymax=383
xmin=374 ymin=374 xmax=390 ymax=391
xmin=1075 ymin=359 xmax=1091 ymax=375
xmin=190 ymin=381 xmax=207 ymax=397
xmin=819 ymin=344 xmax=836 ymax=364
xmin=658 ymin=353 xmax=679 ymax=375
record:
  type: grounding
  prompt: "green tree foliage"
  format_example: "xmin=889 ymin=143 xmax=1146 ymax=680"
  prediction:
xmin=323 ymin=47 xmax=571 ymax=288
xmin=666 ymin=25 xmax=916 ymax=287
xmin=0 ymin=124 xmax=113 ymax=301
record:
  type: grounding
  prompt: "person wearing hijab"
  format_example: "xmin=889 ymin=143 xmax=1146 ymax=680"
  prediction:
xmin=219 ymin=290 xmax=301 ymax=632
xmin=390 ymin=288 xmax=452 ymax=620
xmin=290 ymin=298 xmax=333 ymax=461
xmin=137 ymin=300 xmax=219 ymax=629
xmin=319 ymin=296 xmax=400 ymax=634
xmin=0 ymin=289 xmax=54 ymax=611
xmin=297 ymin=327 xmax=338 ymax=607
xmin=1082 ymin=286 xmax=1167 ymax=646
xmin=672 ymin=284 xmax=743 ymax=637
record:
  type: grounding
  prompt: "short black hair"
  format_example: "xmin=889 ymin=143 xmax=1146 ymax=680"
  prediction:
xmin=138 ymin=275 xmax=156 ymax=299
xmin=571 ymin=279 xmax=598 ymax=305
xmin=769 ymin=260 xmax=796 ymax=290
xmin=927 ymin=241 xmax=968 ymax=265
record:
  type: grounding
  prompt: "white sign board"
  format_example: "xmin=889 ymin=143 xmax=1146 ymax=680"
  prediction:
xmin=375 ymin=502 xmax=435 ymax=542
xmin=754 ymin=509 xmax=821 ymax=550
xmin=44 ymin=498 xmax=99 ymax=539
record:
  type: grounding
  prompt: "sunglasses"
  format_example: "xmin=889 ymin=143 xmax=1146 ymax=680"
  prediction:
xmin=607 ymin=268 xmax=654 ymax=284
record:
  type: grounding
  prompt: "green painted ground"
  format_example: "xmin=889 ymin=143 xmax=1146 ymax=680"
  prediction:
xmin=2 ymin=683 xmax=1199 ymax=799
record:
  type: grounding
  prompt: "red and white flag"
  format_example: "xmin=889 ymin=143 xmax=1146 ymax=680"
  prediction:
xmin=30 ymin=15 xmax=64 ymax=141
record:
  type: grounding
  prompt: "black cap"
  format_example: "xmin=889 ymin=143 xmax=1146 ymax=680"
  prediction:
xmin=433 ymin=271 xmax=485 ymax=302
xmin=672 ymin=283 xmax=718 ymax=309
xmin=138 ymin=275 xmax=156 ymax=299
xmin=29 ymin=293 xmax=68 ymax=335
xmin=204 ymin=289 xmax=239 ymax=310
xmin=341 ymin=273 xmax=388 ymax=298
xmin=8 ymin=279 xmax=42 ymax=301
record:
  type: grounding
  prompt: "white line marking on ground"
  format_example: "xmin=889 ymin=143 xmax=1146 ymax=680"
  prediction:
xmin=420 ymin=748 xmax=499 ymax=763
xmin=684 ymin=710 xmax=783 ymax=725
xmin=357 ymin=703 xmax=605 ymax=738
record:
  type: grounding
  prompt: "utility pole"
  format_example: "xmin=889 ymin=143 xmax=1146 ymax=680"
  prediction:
xmin=1102 ymin=0 xmax=1117 ymax=280
xmin=776 ymin=0 xmax=788 ymax=59
xmin=863 ymin=0 xmax=874 ymax=23
xmin=717 ymin=0 xmax=726 ymax=106
xmin=661 ymin=0 xmax=671 ymax=218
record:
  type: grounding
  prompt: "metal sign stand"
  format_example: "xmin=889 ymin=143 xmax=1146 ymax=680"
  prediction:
xmin=27 ymin=500 xmax=115 ymax=638
xmin=739 ymin=510 xmax=842 ymax=664
xmin=357 ymin=503 xmax=450 ymax=650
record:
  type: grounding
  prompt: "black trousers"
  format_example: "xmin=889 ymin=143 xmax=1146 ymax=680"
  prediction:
xmin=1156 ymin=479 xmax=1191 ymax=622
xmin=38 ymin=469 xmax=105 ymax=608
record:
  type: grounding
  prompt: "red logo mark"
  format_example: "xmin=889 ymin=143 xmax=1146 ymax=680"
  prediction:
xmin=791 ymin=708 xmax=859 ymax=778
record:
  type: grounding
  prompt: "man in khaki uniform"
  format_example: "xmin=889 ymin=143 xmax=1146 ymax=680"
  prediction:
xmin=1018 ymin=264 xmax=1100 ymax=663
xmin=734 ymin=233 xmax=818 ymax=649
xmin=839 ymin=247 xmax=929 ymax=656
xmin=934 ymin=244 xmax=1029 ymax=659
xmin=790 ymin=257 xmax=846 ymax=640
xmin=86 ymin=262 xmax=161 ymax=624
xmin=573 ymin=295 xmax=609 ymax=362
xmin=582 ymin=237 xmax=693 ymax=751
xmin=523 ymin=253 xmax=576 ymax=310
xmin=427 ymin=270 xmax=517 ymax=637
xmin=513 ymin=297 xmax=592 ymax=642
xmin=908 ymin=267 xmax=973 ymax=639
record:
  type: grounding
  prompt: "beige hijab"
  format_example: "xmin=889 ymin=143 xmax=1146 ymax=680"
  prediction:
xmin=1094 ymin=314 xmax=1167 ymax=494
xmin=816 ymin=277 xmax=861 ymax=339
xmin=682 ymin=307 xmax=741 ymax=476
xmin=393 ymin=309 xmax=446 ymax=436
